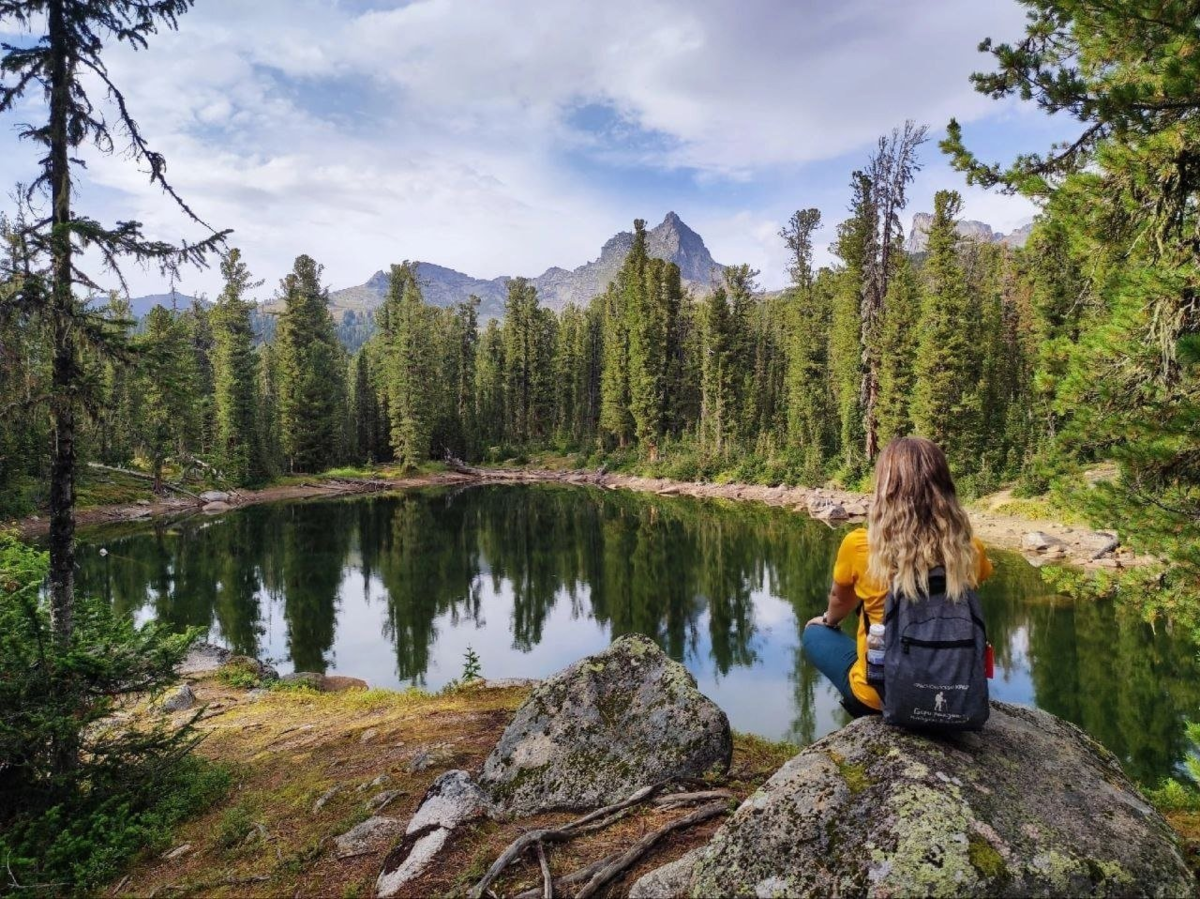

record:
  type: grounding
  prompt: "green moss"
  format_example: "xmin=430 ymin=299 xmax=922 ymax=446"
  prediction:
xmin=967 ymin=835 xmax=1007 ymax=880
xmin=883 ymin=782 xmax=981 ymax=897
xmin=827 ymin=751 xmax=871 ymax=795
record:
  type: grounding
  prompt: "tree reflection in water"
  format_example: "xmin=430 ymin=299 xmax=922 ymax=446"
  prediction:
xmin=76 ymin=484 xmax=1200 ymax=785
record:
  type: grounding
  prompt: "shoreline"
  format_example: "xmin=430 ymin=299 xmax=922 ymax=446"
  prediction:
xmin=16 ymin=465 xmax=1147 ymax=571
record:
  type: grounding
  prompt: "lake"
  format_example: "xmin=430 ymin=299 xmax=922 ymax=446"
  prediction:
xmin=77 ymin=483 xmax=1200 ymax=784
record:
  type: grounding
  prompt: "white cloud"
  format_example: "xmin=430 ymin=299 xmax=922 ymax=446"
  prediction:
xmin=0 ymin=0 xmax=1045 ymax=297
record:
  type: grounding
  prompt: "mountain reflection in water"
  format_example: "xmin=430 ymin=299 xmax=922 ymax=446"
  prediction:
xmin=77 ymin=484 xmax=1200 ymax=784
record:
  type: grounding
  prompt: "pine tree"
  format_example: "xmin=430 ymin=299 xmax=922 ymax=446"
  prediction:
xmin=861 ymin=122 xmax=927 ymax=460
xmin=787 ymin=269 xmax=835 ymax=481
xmin=502 ymin=278 xmax=555 ymax=445
xmin=722 ymin=264 xmax=757 ymax=445
xmin=350 ymin=349 xmax=380 ymax=464
xmin=628 ymin=256 xmax=682 ymax=458
xmin=698 ymin=286 xmax=737 ymax=457
xmin=275 ymin=255 xmax=344 ymax=473
xmin=255 ymin=342 xmax=283 ymax=478
xmin=910 ymin=190 xmax=980 ymax=465
xmin=379 ymin=262 xmax=434 ymax=467
xmin=475 ymin=319 xmax=506 ymax=451
xmin=828 ymin=172 xmax=872 ymax=477
xmin=0 ymin=0 xmax=227 ymax=642
xmin=874 ymin=255 xmax=921 ymax=446
xmin=133 ymin=306 xmax=197 ymax=491
xmin=210 ymin=249 xmax=263 ymax=485
xmin=599 ymin=221 xmax=647 ymax=448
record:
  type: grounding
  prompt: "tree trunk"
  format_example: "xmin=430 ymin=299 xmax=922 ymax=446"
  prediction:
xmin=47 ymin=0 xmax=76 ymax=647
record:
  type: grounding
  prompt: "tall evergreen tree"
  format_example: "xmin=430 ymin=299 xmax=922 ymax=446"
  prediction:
xmin=874 ymin=255 xmax=921 ymax=446
xmin=378 ymin=262 xmax=434 ymax=466
xmin=475 ymin=318 xmax=506 ymax=450
xmin=698 ymin=286 xmax=737 ymax=456
xmin=829 ymin=172 xmax=872 ymax=476
xmin=861 ymin=122 xmax=927 ymax=460
xmin=599 ymin=223 xmax=650 ymax=448
xmin=628 ymin=256 xmax=683 ymax=458
xmin=0 ymin=0 xmax=227 ymax=641
xmin=275 ymin=255 xmax=343 ymax=473
xmin=911 ymin=190 xmax=980 ymax=463
xmin=210 ymin=249 xmax=263 ymax=485
xmin=503 ymin=278 xmax=555 ymax=445
xmin=133 ymin=306 xmax=197 ymax=491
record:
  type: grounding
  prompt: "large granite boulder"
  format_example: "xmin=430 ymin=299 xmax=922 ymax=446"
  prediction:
xmin=478 ymin=634 xmax=731 ymax=815
xmin=691 ymin=702 xmax=1194 ymax=898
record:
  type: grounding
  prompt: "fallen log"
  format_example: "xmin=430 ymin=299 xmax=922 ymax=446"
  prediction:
xmin=85 ymin=462 xmax=204 ymax=501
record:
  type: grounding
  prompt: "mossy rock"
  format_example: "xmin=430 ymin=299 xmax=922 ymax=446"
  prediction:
xmin=688 ymin=702 xmax=1194 ymax=898
xmin=478 ymin=634 xmax=731 ymax=816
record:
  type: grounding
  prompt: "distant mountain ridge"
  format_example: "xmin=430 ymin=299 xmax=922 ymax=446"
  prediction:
xmin=327 ymin=211 xmax=725 ymax=320
xmin=906 ymin=213 xmax=1033 ymax=253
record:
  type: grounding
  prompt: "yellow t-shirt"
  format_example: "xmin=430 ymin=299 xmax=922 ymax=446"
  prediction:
xmin=832 ymin=527 xmax=993 ymax=710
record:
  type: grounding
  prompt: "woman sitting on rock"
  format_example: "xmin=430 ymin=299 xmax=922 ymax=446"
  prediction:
xmin=801 ymin=436 xmax=993 ymax=717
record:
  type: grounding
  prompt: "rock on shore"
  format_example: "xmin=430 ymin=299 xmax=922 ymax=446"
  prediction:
xmin=478 ymin=633 xmax=732 ymax=815
xmin=689 ymin=701 xmax=1194 ymax=898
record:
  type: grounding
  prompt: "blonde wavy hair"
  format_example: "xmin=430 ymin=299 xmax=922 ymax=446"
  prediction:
xmin=866 ymin=437 xmax=977 ymax=601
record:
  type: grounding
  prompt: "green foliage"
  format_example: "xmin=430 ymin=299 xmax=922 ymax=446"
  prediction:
xmin=461 ymin=645 xmax=482 ymax=682
xmin=211 ymin=248 xmax=266 ymax=486
xmin=276 ymin=255 xmax=346 ymax=473
xmin=1148 ymin=722 xmax=1200 ymax=812
xmin=0 ymin=533 xmax=226 ymax=890
xmin=947 ymin=0 xmax=1200 ymax=611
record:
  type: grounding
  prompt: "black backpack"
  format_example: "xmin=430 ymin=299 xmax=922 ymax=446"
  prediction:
xmin=877 ymin=567 xmax=990 ymax=731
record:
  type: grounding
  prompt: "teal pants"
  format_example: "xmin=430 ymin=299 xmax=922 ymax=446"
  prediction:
xmin=801 ymin=622 xmax=877 ymax=717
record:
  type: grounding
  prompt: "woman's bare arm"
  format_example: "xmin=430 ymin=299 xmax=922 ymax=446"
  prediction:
xmin=806 ymin=581 xmax=859 ymax=628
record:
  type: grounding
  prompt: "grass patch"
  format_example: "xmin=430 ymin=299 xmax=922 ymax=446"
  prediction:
xmin=74 ymin=473 xmax=155 ymax=509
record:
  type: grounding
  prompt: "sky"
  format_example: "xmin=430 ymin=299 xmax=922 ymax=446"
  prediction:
xmin=0 ymin=0 xmax=1079 ymax=299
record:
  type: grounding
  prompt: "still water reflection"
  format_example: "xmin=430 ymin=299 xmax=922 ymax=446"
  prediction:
xmin=77 ymin=484 xmax=1200 ymax=784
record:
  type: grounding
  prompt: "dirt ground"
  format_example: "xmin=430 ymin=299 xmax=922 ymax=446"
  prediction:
xmin=113 ymin=678 xmax=792 ymax=899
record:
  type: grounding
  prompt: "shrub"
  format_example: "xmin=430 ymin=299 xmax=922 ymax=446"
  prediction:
xmin=0 ymin=532 xmax=226 ymax=890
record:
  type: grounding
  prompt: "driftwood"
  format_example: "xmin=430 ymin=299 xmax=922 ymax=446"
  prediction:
xmin=652 ymin=788 xmax=735 ymax=810
xmin=536 ymin=841 xmax=553 ymax=899
xmin=85 ymin=462 xmax=204 ymax=501
xmin=470 ymin=784 xmax=731 ymax=899
xmin=574 ymin=800 xmax=728 ymax=899
xmin=510 ymin=854 xmax=621 ymax=899
xmin=467 ymin=782 xmax=665 ymax=899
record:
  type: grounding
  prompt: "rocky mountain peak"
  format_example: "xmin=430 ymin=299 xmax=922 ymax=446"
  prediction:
xmin=907 ymin=212 xmax=1034 ymax=253
xmin=324 ymin=213 xmax=725 ymax=321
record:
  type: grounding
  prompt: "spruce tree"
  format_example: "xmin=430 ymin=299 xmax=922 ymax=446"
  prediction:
xmin=874 ymin=255 xmax=920 ymax=446
xmin=275 ymin=255 xmax=343 ymax=473
xmin=628 ymin=256 xmax=682 ymax=459
xmin=599 ymin=220 xmax=647 ymax=448
xmin=0 ymin=0 xmax=227 ymax=641
xmin=829 ymin=172 xmax=872 ymax=477
xmin=910 ymin=190 xmax=979 ymax=465
xmin=379 ymin=262 xmax=434 ymax=467
xmin=255 ymin=342 xmax=283 ymax=478
xmin=133 ymin=306 xmax=197 ymax=491
xmin=698 ymin=286 xmax=736 ymax=457
xmin=475 ymin=319 xmax=507 ymax=450
xmin=783 ymin=209 xmax=833 ymax=479
xmin=210 ymin=249 xmax=263 ymax=485
xmin=500 ymin=278 xmax=557 ymax=446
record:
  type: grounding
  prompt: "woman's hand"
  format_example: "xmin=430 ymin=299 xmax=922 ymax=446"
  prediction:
xmin=806 ymin=614 xmax=829 ymax=628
